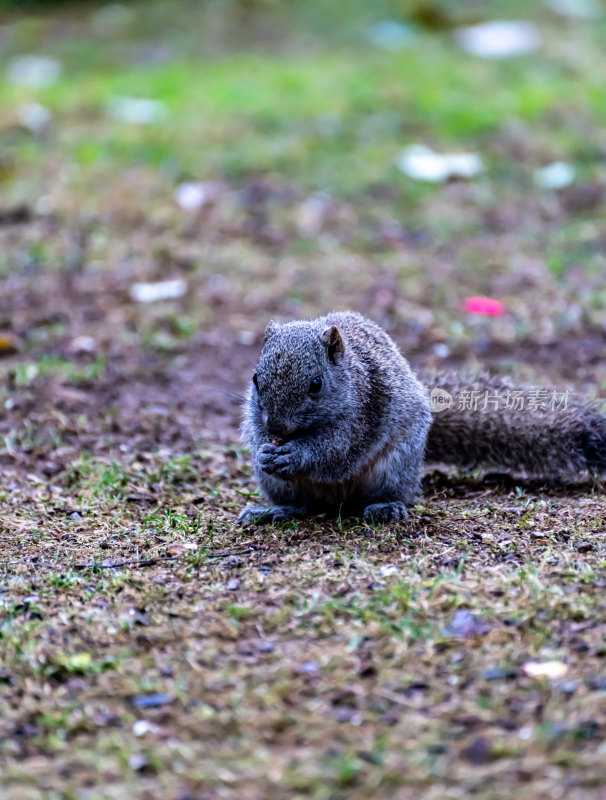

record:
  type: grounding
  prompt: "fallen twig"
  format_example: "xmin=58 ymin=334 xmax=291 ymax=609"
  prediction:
xmin=73 ymin=544 xmax=259 ymax=570
xmin=74 ymin=556 xmax=180 ymax=570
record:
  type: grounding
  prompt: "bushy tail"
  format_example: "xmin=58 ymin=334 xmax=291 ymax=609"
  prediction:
xmin=418 ymin=371 xmax=606 ymax=477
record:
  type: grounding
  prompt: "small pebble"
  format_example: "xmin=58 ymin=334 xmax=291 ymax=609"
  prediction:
xmin=128 ymin=753 xmax=150 ymax=772
xmin=131 ymin=693 xmax=174 ymax=708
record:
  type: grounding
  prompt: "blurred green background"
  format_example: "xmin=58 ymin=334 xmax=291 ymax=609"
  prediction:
xmin=1 ymin=0 xmax=605 ymax=362
xmin=3 ymin=0 xmax=606 ymax=197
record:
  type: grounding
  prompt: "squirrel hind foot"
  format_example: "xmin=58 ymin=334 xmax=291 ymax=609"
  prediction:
xmin=237 ymin=504 xmax=305 ymax=526
xmin=363 ymin=501 xmax=408 ymax=525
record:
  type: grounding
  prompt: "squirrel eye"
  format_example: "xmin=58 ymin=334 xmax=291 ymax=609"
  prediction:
xmin=309 ymin=376 xmax=322 ymax=394
xmin=252 ymin=373 xmax=259 ymax=390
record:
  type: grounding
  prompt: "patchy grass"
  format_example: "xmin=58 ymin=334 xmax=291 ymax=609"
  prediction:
xmin=2 ymin=469 xmax=606 ymax=799
xmin=1 ymin=1 xmax=606 ymax=798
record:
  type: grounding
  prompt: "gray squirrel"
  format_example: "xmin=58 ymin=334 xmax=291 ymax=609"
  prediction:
xmin=238 ymin=311 xmax=606 ymax=525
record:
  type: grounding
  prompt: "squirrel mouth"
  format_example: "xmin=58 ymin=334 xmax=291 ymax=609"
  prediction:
xmin=268 ymin=427 xmax=307 ymax=444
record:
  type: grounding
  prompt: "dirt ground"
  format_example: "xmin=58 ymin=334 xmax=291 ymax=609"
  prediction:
xmin=1 ymin=187 xmax=605 ymax=800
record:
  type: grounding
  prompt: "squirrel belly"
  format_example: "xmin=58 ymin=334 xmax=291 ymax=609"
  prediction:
xmin=238 ymin=312 xmax=606 ymax=526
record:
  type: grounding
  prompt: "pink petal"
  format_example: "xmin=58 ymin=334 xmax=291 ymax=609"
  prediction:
xmin=464 ymin=296 xmax=505 ymax=316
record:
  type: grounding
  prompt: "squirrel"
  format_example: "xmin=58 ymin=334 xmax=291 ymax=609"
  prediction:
xmin=238 ymin=311 xmax=606 ymax=525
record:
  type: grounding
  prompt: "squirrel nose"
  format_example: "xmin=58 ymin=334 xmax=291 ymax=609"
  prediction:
xmin=267 ymin=421 xmax=292 ymax=438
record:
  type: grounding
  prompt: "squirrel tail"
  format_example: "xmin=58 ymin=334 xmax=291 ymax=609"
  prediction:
xmin=418 ymin=372 xmax=606 ymax=477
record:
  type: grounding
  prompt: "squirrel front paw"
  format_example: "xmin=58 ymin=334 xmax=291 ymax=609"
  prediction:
xmin=257 ymin=442 xmax=298 ymax=478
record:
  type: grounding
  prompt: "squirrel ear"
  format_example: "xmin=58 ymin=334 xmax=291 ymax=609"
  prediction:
xmin=322 ymin=325 xmax=345 ymax=364
xmin=263 ymin=320 xmax=279 ymax=343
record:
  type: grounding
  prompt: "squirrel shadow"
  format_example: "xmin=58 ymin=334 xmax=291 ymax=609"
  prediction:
xmin=422 ymin=468 xmax=603 ymax=499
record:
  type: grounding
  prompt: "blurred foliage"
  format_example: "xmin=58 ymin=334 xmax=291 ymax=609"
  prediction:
xmin=0 ymin=0 xmax=606 ymax=312
xmin=0 ymin=0 xmax=553 ymax=24
xmin=0 ymin=0 xmax=99 ymax=8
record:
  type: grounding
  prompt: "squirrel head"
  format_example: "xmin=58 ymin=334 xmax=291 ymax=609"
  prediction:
xmin=249 ymin=319 xmax=346 ymax=440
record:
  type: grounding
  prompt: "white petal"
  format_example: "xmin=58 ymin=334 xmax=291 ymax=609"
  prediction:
xmin=367 ymin=21 xmax=415 ymax=50
xmin=17 ymin=103 xmax=52 ymax=133
xmin=174 ymin=182 xmax=213 ymax=211
xmin=544 ymin=0 xmax=602 ymax=19
xmin=7 ymin=55 xmax=61 ymax=87
xmin=523 ymin=661 xmax=568 ymax=679
xmin=397 ymin=144 xmax=483 ymax=183
xmin=455 ymin=21 xmax=541 ymax=59
xmin=130 ymin=279 xmax=187 ymax=303
xmin=534 ymin=162 xmax=575 ymax=189
xmin=107 ymin=96 xmax=166 ymax=124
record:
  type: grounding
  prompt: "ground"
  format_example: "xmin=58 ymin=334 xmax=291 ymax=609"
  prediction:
xmin=1 ymin=1 xmax=605 ymax=798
